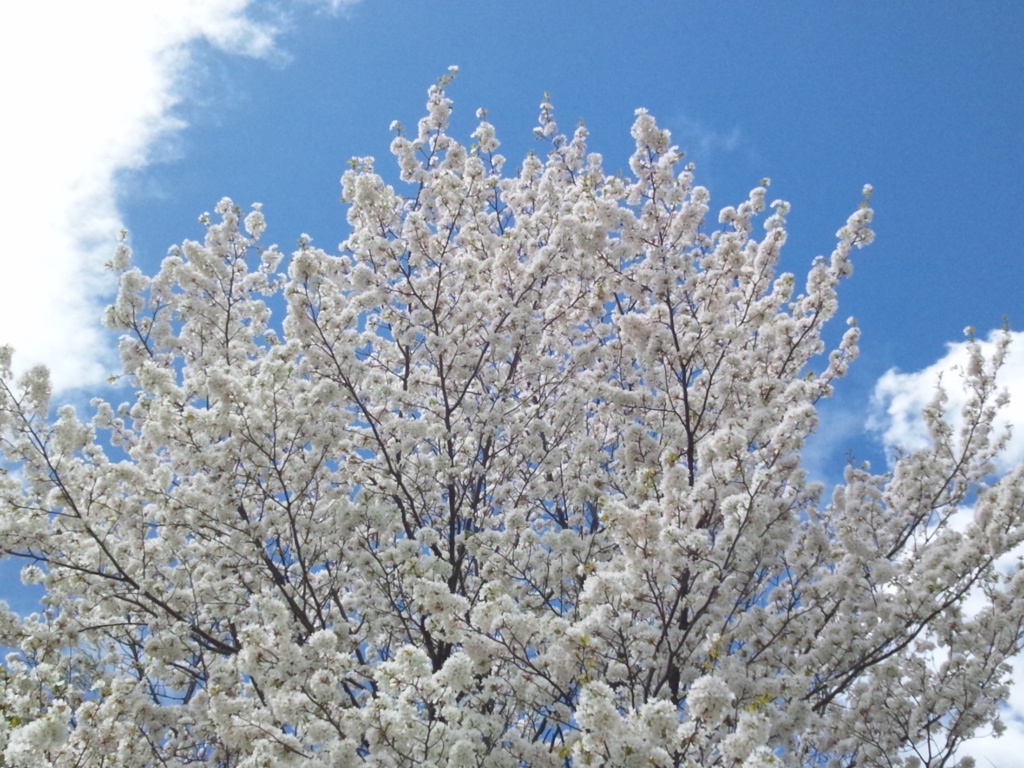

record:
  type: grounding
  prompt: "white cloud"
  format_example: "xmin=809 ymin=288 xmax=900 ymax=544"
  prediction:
xmin=0 ymin=0 xmax=355 ymax=394
xmin=870 ymin=329 xmax=1024 ymax=473
xmin=299 ymin=0 xmax=364 ymax=13
xmin=670 ymin=112 xmax=742 ymax=161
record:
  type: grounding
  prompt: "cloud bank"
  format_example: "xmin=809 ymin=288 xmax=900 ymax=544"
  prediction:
xmin=0 ymin=0 xmax=353 ymax=393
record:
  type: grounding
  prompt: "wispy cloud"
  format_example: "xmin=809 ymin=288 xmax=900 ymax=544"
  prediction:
xmin=669 ymin=112 xmax=742 ymax=162
xmin=299 ymin=0 xmax=364 ymax=14
xmin=0 ymin=0 xmax=356 ymax=394
xmin=869 ymin=329 xmax=1024 ymax=473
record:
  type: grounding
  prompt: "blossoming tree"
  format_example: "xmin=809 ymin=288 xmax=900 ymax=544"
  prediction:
xmin=1 ymin=76 xmax=1022 ymax=767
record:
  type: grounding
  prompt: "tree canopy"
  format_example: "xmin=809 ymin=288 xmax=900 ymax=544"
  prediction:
xmin=1 ymin=77 xmax=1022 ymax=767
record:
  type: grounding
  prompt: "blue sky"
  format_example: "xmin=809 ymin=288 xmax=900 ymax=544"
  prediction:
xmin=1 ymin=1 xmax=1023 ymax=761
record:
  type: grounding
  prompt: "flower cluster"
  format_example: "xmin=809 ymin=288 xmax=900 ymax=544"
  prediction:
xmin=0 ymin=80 xmax=1019 ymax=767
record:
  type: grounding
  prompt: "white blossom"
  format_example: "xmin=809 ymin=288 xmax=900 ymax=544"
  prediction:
xmin=243 ymin=203 xmax=266 ymax=239
xmin=686 ymin=675 xmax=736 ymax=726
xmin=0 ymin=81 xmax=1019 ymax=768
xmin=3 ymin=700 xmax=68 ymax=767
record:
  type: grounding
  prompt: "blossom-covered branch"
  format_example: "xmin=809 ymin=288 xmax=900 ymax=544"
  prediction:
xmin=1 ymin=77 xmax=1020 ymax=768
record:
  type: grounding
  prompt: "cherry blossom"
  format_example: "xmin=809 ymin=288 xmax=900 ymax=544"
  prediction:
xmin=1 ymin=78 xmax=1020 ymax=767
